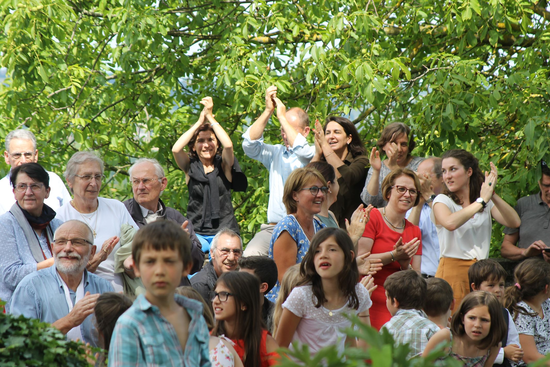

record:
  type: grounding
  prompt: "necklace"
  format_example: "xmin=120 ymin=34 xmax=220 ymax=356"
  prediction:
xmin=382 ymin=208 xmax=405 ymax=230
xmin=70 ymin=200 xmax=99 ymax=238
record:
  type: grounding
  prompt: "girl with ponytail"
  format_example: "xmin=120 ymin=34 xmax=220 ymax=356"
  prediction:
xmin=502 ymin=258 xmax=550 ymax=365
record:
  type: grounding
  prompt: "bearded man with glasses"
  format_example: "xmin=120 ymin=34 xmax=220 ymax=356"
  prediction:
xmin=0 ymin=129 xmax=71 ymax=214
xmin=9 ymin=220 xmax=113 ymax=347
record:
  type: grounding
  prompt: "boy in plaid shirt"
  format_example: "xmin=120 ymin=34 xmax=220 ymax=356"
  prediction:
xmin=381 ymin=270 xmax=439 ymax=359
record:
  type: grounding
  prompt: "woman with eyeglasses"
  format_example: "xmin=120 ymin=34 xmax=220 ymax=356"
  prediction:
xmin=357 ymin=168 xmax=422 ymax=329
xmin=56 ymin=151 xmax=138 ymax=292
xmin=431 ymin=149 xmax=520 ymax=308
xmin=311 ymin=116 xmax=370 ymax=227
xmin=212 ymin=271 xmax=279 ymax=367
xmin=266 ymin=167 xmax=328 ymax=302
xmin=172 ymin=97 xmax=247 ymax=253
xmin=0 ymin=163 xmax=64 ymax=308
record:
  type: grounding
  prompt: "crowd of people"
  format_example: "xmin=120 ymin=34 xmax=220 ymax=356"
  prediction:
xmin=1 ymin=85 xmax=549 ymax=366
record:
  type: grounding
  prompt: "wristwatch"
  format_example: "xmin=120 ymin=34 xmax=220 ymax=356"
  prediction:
xmin=476 ymin=197 xmax=487 ymax=208
xmin=425 ymin=194 xmax=437 ymax=204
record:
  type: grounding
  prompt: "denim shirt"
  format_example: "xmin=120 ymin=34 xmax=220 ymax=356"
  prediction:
xmin=9 ymin=266 xmax=114 ymax=346
xmin=108 ymin=294 xmax=211 ymax=367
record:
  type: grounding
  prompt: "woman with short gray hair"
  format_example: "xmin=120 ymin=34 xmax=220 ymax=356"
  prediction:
xmin=56 ymin=151 xmax=138 ymax=291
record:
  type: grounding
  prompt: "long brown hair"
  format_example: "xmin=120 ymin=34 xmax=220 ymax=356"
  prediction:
xmin=502 ymin=258 xmax=550 ymax=320
xmin=299 ymin=228 xmax=360 ymax=309
xmin=211 ymin=272 xmax=262 ymax=367
xmin=441 ymin=149 xmax=484 ymax=206
xmin=450 ymin=291 xmax=506 ymax=350
xmin=324 ymin=116 xmax=366 ymax=158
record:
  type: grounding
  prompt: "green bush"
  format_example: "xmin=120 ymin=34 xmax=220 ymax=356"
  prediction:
xmin=0 ymin=308 xmax=90 ymax=366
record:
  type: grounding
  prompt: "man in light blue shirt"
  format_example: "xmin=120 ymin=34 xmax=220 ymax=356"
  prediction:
xmin=406 ymin=157 xmax=444 ymax=277
xmin=242 ymin=86 xmax=315 ymax=256
xmin=9 ymin=220 xmax=113 ymax=347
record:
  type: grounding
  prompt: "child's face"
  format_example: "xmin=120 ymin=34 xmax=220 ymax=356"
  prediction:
xmin=135 ymin=247 xmax=187 ymax=302
xmin=212 ymin=282 xmax=237 ymax=321
xmin=462 ymin=305 xmax=491 ymax=342
xmin=313 ymin=236 xmax=349 ymax=279
xmin=385 ymin=291 xmax=399 ymax=316
xmin=473 ymin=277 xmax=505 ymax=300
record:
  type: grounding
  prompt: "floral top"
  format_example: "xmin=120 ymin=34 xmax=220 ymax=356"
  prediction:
xmin=266 ymin=215 xmax=325 ymax=302
xmin=512 ymin=299 xmax=550 ymax=366
xmin=449 ymin=332 xmax=490 ymax=367
xmin=209 ymin=336 xmax=235 ymax=367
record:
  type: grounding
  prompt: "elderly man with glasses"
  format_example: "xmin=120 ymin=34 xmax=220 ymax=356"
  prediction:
xmin=9 ymin=220 xmax=114 ymax=347
xmin=191 ymin=228 xmax=242 ymax=310
xmin=0 ymin=129 xmax=71 ymax=214
xmin=123 ymin=158 xmax=204 ymax=274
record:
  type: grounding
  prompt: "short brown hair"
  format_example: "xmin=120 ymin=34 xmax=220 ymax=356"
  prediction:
xmin=377 ymin=122 xmax=416 ymax=154
xmin=187 ymin=123 xmax=223 ymax=159
xmin=451 ymin=291 xmax=506 ymax=350
xmin=384 ymin=270 xmax=426 ymax=310
xmin=282 ymin=167 xmax=326 ymax=214
xmin=468 ymin=259 xmax=507 ymax=291
xmin=381 ymin=168 xmax=421 ymax=206
xmin=132 ymin=220 xmax=192 ymax=268
xmin=424 ymin=278 xmax=454 ymax=317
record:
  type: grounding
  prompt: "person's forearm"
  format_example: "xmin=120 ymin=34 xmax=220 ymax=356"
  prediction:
xmin=500 ymin=241 xmax=526 ymax=261
xmin=52 ymin=315 xmax=73 ymax=335
xmin=172 ymin=119 xmax=203 ymax=154
xmin=248 ymin=109 xmax=273 ymax=140
xmin=366 ymin=169 xmax=380 ymax=196
xmin=407 ymin=205 xmax=422 ymax=226
xmin=206 ymin=115 xmax=233 ymax=149
xmin=492 ymin=194 xmax=521 ymax=228
xmin=435 ymin=202 xmax=484 ymax=231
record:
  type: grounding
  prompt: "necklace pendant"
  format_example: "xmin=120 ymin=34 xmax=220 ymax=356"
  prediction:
xmin=329 ymin=311 xmax=333 ymax=317
xmin=93 ymin=230 xmax=97 ymax=238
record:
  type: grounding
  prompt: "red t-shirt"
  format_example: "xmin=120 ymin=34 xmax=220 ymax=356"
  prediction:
xmin=232 ymin=329 xmax=278 ymax=367
xmin=362 ymin=208 xmax=422 ymax=330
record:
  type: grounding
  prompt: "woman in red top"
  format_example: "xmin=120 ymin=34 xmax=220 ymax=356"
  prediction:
xmin=212 ymin=271 xmax=279 ymax=367
xmin=357 ymin=168 xmax=422 ymax=330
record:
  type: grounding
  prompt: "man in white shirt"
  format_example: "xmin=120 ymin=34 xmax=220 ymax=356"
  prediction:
xmin=242 ymin=86 xmax=315 ymax=256
xmin=0 ymin=129 xmax=71 ymax=214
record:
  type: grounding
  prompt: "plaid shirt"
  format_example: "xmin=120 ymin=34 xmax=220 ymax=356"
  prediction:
xmin=108 ymin=294 xmax=211 ymax=367
xmin=381 ymin=309 xmax=440 ymax=359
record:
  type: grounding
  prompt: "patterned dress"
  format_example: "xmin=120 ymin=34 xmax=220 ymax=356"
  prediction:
xmin=266 ymin=215 xmax=325 ymax=302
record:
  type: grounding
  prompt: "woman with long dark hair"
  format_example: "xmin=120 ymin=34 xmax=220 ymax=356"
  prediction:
xmin=312 ymin=116 xmax=369 ymax=227
xmin=172 ymin=97 xmax=247 ymax=252
xmin=211 ymin=271 xmax=278 ymax=367
xmin=431 ymin=149 xmax=520 ymax=308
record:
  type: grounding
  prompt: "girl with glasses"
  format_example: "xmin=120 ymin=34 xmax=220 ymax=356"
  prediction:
xmin=357 ymin=168 xmax=423 ymax=330
xmin=211 ymin=271 xmax=279 ymax=367
xmin=431 ymin=149 xmax=520 ymax=309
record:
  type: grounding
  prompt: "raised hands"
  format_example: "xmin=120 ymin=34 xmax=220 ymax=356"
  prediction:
xmin=384 ymin=133 xmax=400 ymax=169
xmin=265 ymin=85 xmax=277 ymax=111
xmin=360 ymin=274 xmax=378 ymax=296
xmin=273 ymin=97 xmax=287 ymax=120
xmin=393 ymin=237 xmax=420 ymax=260
xmin=480 ymin=162 xmax=497 ymax=203
xmin=369 ymin=147 xmax=382 ymax=171
xmin=346 ymin=204 xmax=374 ymax=245
xmin=87 ymin=236 xmax=120 ymax=273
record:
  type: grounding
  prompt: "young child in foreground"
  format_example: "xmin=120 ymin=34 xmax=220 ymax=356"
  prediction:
xmin=502 ymin=257 xmax=550 ymax=366
xmin=469 ymin=259 xmax=523 ymax=366
xmin=424 ymin=277 xmax=454 ymax=329
xmin=423 ymin=291 xmax=506 ymax=366
xmin=381 ymin=270 xmax=440 ymax=359
xmin=108 ymin=221 xmax=211 ymax=366
xmin=275 ymin=227 xmax=372 ymax=356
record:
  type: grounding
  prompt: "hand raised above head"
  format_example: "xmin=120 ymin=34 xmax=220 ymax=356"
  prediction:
xmin=265 ymin=86 xmax=277 ymax=111
xmin=273 ymin=97 xmax=287 ymax=119
xmin=200 ymin=96 xmax=214 ymax=116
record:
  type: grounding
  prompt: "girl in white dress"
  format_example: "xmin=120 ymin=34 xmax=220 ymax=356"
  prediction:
xmin=275 ymin=227 xmax=372 ymax=356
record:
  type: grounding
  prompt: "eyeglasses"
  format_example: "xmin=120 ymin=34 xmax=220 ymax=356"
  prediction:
xmin=53 ymin=238 xmax=93 ymax=247
xmin=211 ymin=291 xmax=233 ymax=302
xmin=131 ymin=177 xmax=162 ymax=187
xmin=218 ymin=248 xmax=242 ymax=257
xmin=9 ymin=151 xmax=35 ymax=160
xmin=14 ymin=183 xmax=44 ymax=193
xmin=74 ymin=174 xmax=105 ymax=182
xmin=300 ymin=186 xmax=329 ymax=196
xmin=392 ymin=185 xmax=418 ymax=196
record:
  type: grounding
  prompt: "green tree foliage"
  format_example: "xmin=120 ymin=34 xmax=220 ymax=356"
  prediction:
xmin=0 ymin=0 xmax=549 ymax=248
xmin=0 ymin=309 xmax=90 ymax=366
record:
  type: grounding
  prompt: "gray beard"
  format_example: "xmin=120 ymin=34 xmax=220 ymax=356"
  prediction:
xmin=55 ymin=253 xmax=90 ymax=275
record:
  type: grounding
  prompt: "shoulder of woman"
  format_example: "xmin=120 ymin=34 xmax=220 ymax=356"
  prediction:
xmin=265 ymin=333 xmax=279 ymax=353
